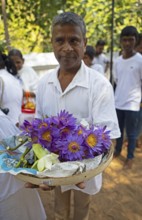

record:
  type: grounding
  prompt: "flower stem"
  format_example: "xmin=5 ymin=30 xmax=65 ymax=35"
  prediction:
xmin=6 ymin=138 xmax=28 ymax=151
xmin=15 ymin=147 xmax=31 ymax=168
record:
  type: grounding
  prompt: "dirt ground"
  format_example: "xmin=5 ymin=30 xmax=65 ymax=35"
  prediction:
xmin=38 ymin=144 xmax=142 ymax=220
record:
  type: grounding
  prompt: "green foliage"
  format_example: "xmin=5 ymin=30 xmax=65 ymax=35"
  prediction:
xmin=0 ymin=0 xmax=142 ymax=53
xmin=0 ymin=40 xmax=7 ymax=52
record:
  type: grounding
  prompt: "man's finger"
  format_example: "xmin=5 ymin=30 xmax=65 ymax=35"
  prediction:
xmin=25 ymin=182 xmax=39 ymax=188
xmin=39 ymin=184 xmax=55 ymax=191
xmin=76 ymin=182 xmax=86 ymax=189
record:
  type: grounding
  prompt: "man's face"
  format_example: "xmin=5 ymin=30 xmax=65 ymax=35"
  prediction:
xmin=120 ymin=36 xmax=136 ymax=54
xmin=51 ymin=24 xmax=87 ymax=72
xmin=95 ymin=45 xmax=104 ymax=55
xmin=83 ymin=54 xmax=92 ymax=67
xmin=10 ymin=55 xmax=24 ymax=71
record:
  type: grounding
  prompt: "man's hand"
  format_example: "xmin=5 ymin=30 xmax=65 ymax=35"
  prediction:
xmin=25 ymin=181 xmax=86 ymax=190
xmin=25 ymin=182 xmax=55 ymax=191
xmin=76 ymin=182 xmax=86 ymax=189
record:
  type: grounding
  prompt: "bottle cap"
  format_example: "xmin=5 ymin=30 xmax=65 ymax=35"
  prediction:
xmin=21 ymin=108 xmax=35 ymax=114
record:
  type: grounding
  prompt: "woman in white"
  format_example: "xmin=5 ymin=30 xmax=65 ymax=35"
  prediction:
xmin=0 ymin=53 xmax=23 ymax=125
xmin=0 ymin=52 xmax=47 ymax=220
xmin=8 ymin=49 xmax=39 ymax=98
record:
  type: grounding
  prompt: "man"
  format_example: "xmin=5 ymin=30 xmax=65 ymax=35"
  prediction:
xmin=92 ymin=39 xmax=109 ymax=73
xmin=113 ymin=26 xmax=142 ymax=169
xmin=34 ymin=12 xmax=120 ymax=220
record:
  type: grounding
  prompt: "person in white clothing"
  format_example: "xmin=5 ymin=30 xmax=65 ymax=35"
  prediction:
xmin=33 ymin=12 xmax=120 ymax=220
xmin=83 ymin=45 xmax=104 ymax=74
xmin=0 ymin=52 xmax=47 ymax=220
xmin=113 ymin=26 xmax=142 ymax=169
xmin=92 ymin=39 xmax=109 ymax=73
xmin=0 ymin=110 xmax=47 ymax=220
xmin=8 ymin=49 xmax=39 ymax=98
xmin=0 ymin=52 xmax=23 ymax=125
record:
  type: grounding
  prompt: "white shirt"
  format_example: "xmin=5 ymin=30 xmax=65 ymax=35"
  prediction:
xmin=18 ymin=66 xmax=39 ymax=93
xmin=36 ymin=61 xmax=120 ymax=195
xmin=92 ymin=53 xmax=109 ymax=72
xmin=0 ymin=114 xmax=24 ymax=201
xmin=113 ymin=53 xmax=142 ymax=111
xmin=90 ymin=63 xmax=104 ymax=75
xmin=0 ymin=69 xmax=23 ymax=124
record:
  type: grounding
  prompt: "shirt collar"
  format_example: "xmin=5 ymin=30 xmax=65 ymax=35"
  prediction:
xmin=48 ymin=61 xmax=89 ymax=93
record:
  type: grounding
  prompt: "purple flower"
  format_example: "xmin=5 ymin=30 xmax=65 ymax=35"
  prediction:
xmin=38 ymin=126 xmax=53 ymax=148
xmin=75 ymin=124 xmax=87 ymax=137
xmin=20 ymin=120 xmax=33 ymax=135
xmin=38 ymin=125 xmax=60 ymax=150
xmin=33 ymin=118 xmax=51 ymax=131
xmin=57 ymin=110 xmax=76 ymax=129
xmin=56 ymin=133 xmax=85 ymax=161
xmin=84 ymin=127 xmax=103 ymax=157
xmin=50 ymin=110 xmax=77 ymax=138
xmin=19 ymin=110 xmax=111 ymax=163
xmin=20 ymin=119 xmax=44 ymax=147
xmin=100 ymin=126 xmax=111 ymax=152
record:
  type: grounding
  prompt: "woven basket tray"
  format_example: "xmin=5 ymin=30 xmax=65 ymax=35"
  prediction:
xmin=16 ymin=144 xmax=114 ymax=186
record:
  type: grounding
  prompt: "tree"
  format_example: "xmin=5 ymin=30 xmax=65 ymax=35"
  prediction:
xmin=0 ymin=0 xmax=141 ymax=53
xmin=1 ymin=0 xmax=11 ymax=51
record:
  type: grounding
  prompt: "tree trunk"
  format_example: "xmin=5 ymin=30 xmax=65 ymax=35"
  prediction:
xmin=1 ymin=0 xmax=11 ymax=51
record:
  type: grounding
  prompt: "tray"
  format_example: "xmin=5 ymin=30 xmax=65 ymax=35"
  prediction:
xmin=16 ymin=144 xmax=114 ymax=186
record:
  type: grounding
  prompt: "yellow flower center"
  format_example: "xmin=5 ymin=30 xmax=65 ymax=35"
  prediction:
xmin=68 ymin=141 xmax=80 ymax=153
xmin=86 ymin=134 xmax=97 ymax=147
xmin=39 ymin=122 xmax=48 ymax=128
xmin=62 ymin=128 xmax=69 ymax=134
xmin=42 ymin=131 xmax=52 ymax=142
xmin=78 ymin=129 xmax=83 ymax=135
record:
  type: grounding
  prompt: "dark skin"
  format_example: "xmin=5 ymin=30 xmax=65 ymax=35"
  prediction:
xmin=95 ymin=45 xmax=104 ymax=56
xmin=120 ymin=36 xmax=136 ymax=59
xmin=83 ymin=54 xmax=92 ymax=67
xmin=10 ymin=55 xmax=36 ymax=98
xmin=26 ymin=23 xmax=87 ymax=190
xmin=25 ymin=182 xmax=86 ymax=190
xmin=51 ymin=24 xmax=87 ymax=92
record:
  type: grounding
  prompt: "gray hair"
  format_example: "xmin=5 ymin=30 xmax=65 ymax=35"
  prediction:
xmin=52 ymin=12 xmax=86 ymax=37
